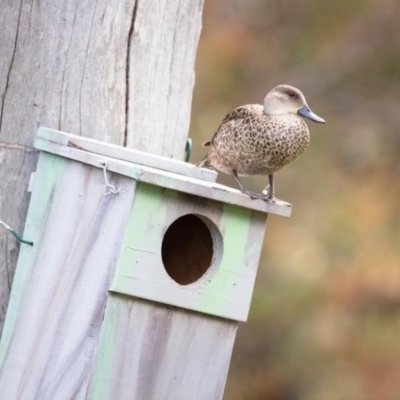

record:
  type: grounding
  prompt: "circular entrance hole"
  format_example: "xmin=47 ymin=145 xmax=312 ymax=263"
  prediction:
xmin=161 ymin=214 xmax=222 ymax=285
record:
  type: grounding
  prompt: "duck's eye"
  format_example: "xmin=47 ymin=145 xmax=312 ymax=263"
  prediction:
xmin=287 ymin=90 xmax=296 ymax=98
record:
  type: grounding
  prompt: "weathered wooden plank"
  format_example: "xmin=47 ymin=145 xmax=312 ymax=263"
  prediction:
xmin=0 ymin=153 xmax=136 ymax=399
xmin=126 ymin=0 xmax=205 ymax=157
xmin=111 ymin=183 xmax=268 ymax=322
xmin=86 ymin=295 xmax=238 ymax=400
xmin=34 ymin=137 xmax=292 ymax=217
xmin=37 ymin=127 xmax=217 ymax=182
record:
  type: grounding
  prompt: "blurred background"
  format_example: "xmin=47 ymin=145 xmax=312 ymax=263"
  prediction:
xmin=190 ymin=1 xmax=400 ymax=399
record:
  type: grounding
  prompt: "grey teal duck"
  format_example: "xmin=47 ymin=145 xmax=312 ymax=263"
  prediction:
xmin=197 ymin=84 xmax=325 ymax=201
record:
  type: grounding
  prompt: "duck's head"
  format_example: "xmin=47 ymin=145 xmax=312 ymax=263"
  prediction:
xmin=263 ymin=84 xmax=325 ymax=124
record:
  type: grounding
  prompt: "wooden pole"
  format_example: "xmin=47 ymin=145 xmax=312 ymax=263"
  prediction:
xmin=0 ymin=0 xmax=204 ymax=336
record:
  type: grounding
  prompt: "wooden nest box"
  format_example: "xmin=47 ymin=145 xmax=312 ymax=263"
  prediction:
xmin=0 ymin=128 xmax=291 ymax=399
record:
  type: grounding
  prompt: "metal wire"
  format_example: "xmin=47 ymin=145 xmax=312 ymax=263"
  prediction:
xmin=185 ymin=138 xmax=192 ymax=162
xmin=0 ymin=220 xmax=33 ymax=246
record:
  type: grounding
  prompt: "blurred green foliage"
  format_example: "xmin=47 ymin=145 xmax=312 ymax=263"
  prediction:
xmin=191 ymin=0 xmax=400 ymax=399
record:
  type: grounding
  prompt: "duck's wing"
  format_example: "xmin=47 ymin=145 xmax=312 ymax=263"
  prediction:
xmin=204 ymin=104 xmax=263 ymax=147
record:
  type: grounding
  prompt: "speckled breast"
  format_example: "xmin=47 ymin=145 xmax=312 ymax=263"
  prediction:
xmin=212 ymin=113 xmax=310 ymax=176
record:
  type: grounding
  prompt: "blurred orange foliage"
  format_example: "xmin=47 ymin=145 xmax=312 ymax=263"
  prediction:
xmin=191 ymin=0 xmax=400 ymax=399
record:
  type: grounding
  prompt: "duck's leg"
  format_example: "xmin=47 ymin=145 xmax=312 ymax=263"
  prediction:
xmin=261 ymin=173 xmax=276 ymax=201
xmin=231 ymin=170 xmax=264 ymax=200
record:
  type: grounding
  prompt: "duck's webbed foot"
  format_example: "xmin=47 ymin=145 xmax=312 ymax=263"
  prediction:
xmin=231 ymin=170 xmax=272 ymax=201
xmin=243 ymin=190 xmax=266 ymax=200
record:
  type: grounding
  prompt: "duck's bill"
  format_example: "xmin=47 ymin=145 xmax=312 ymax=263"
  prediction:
xmin=298 ymin=105 xmax=326 ymax=124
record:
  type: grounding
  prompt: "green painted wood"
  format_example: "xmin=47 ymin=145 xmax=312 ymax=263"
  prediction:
xmin=110 ymin=182 xmax=267 ymax=322
xmin=87 ymin=294 xmax=122 ymax=400
xmin=0 ymin=153 xmax=69 ymax=365
xmin=87 ymin=294 xmax=237 ymax=400
xmin=194 ymin=204 xmax=266 ymax=320
xmin=0 ymin=153 xmax=137 ymax=399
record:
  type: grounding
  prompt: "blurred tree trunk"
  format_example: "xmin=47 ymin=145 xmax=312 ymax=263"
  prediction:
xmin=0 ymin=0 xmax=204 ymax=336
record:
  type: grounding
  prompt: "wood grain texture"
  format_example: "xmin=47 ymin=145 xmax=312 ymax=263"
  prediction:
xmin=87 ymin=294 xmax=238 ymax=400
xmin=0 ymin=153 xmax=136 ymax=399
xmin=126 ymin=0 xmax=204 ymax=156
xmin=0 ymin=0 xmax=204 ymax=335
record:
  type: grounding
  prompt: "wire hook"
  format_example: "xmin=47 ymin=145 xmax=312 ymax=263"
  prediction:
xmin=99 ymin=160 xmax=120 ymax=196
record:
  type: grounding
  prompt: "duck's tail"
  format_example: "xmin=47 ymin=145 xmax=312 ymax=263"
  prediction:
xmin=196 ymin=140 xmax=214 ymax=168
xmin=196 ymin=155 xmax=211 ymax=168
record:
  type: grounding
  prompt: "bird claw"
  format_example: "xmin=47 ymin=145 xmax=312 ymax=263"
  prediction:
xmin=261 ymin=195 xmax=277 ymax=203
xmin=243 ymin=190 xmax=276 ymax=203
xmin=252 ymin=195 xmax=277 ymax=203
xmin=248 ymin=193 xmax=262 ymax=200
